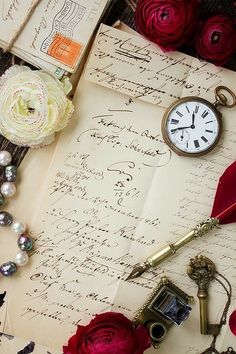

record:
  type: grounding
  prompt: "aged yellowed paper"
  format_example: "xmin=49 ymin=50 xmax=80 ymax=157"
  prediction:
xmin=0 ymin=332 xmax=61 ymax=354
xmin=85 ymin=24 xmax=235 ymax=109
xmin=0 ymin=25 xmax=236 ymax=354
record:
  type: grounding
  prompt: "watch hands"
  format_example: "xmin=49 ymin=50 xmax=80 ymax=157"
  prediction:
xmin=192 ymin=112 xmax=195 ymax=126
xmin=171 ymin=126 xmax=192 ymax=133
xmin=171 ymin=112 xmax=196 ymax=133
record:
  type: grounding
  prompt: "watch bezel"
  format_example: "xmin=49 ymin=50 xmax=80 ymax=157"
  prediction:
xmin=161 ymin=96 xmax=223 ymax=157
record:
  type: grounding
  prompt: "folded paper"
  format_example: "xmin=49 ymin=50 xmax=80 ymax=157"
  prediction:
xmin=0 ymin=0 xmax=111 ymax=76
xmin=0 ymin=25 xmax=236 ymax=354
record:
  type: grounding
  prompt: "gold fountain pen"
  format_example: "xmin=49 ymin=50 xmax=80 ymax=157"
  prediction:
xmin=126 ymin=217 xmax=219 ymax=281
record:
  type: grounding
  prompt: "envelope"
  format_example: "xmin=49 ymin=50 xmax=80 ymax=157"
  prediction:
xmin=0 ymin=0 xmax=112 ymax=75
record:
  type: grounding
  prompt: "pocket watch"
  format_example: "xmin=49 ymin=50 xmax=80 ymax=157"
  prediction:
xmin=161 ymin=86 xmax=236 ymax=157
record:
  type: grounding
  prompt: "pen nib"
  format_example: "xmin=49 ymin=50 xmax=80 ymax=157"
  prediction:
xmin=125 ymin=262 xmax=150 ymax=281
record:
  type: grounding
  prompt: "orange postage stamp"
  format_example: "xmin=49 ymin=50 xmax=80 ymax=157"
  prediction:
xmin=47 ymin=33 xmax=83 ymax=68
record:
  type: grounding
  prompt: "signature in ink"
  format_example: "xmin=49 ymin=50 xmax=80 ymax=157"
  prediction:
xmin=107 ymin=161 xmax=135 ymax=182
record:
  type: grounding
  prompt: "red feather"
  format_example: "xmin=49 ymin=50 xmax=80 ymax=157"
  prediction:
xmin=211 ymin=161 xmax=236 ymax=224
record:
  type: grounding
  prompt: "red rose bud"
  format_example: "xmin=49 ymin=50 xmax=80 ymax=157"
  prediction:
xmin=229 ymin=310 xmax=236 ymax=336
xmin=63 ymin=312 xmax=151 ymax=354
xmin=135 ymin=0 xmax=199 ymax=51
xmin=196 ymin=14 xmax=236 ymax=66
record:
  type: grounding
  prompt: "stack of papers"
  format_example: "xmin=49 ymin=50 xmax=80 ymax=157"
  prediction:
xmin=0 ymin=0 xmax=111 ymax=77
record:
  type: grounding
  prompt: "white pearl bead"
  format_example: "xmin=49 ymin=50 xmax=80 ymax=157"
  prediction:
xmin=11 ymin=221 xmax=26 ymax=235
xmin=0 ymin=151 xmax=12 ymax=166
xmin=1 ymin=182 xmax=16 ymax=197
xmin=14 ymin=251 xmax=29 ymax=266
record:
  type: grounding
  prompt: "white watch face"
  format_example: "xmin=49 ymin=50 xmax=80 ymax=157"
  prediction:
xmin=165 ymin=100 xmax=220 ymax=154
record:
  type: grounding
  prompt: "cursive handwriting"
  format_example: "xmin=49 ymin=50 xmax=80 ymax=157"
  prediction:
xmin=85 ymin=25 xmax=232 ymax=109
xmin=2 ymin=0 xmax=20 ymax=21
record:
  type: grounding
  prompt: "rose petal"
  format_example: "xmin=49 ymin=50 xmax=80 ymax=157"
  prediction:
xmin=229 ymin=310 xmax=236 ymax=335
xmin=196 ymin=14 xmax=236 ymax=66
xmin=135 ymin=325 xmax=152 ymax=353
xmin=135 ymin=0 xmax=199 ymax=51
xmin=63 ymin=312 xmax=151 ymax=354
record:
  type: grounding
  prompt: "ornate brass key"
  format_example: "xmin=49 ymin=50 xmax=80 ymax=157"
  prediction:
xmin=187 ymin=255 xmax=221 ymax=335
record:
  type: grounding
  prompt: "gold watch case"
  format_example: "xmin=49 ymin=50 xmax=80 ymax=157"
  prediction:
xmin=161 ymin=96 xmax=223 ymax=157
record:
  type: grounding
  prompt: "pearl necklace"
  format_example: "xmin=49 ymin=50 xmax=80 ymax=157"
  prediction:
xmin=0 ymin=150 xmax=17 ymax=203
xmin=0 ymin=150 xmax=33 ymax=277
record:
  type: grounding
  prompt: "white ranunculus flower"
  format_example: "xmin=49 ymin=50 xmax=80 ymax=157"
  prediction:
xmin=0 ymin=65 xmax=74 ymax=148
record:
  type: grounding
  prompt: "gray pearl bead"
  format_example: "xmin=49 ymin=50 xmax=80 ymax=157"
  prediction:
xmin=18 ymin=234 xmax=33 ymax=251
xmin=0 ymin=261 xmax=17 ymax=277
xmin=0 ymin=193 xmax=5 ymax=206
xmin=0 ymin=211 xmax=13 ymax=226
xmin=5 ymin=165 xmax=17 ymax=182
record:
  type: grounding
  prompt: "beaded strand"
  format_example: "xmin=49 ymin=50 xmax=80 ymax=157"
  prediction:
xmin=0 ymin=220 xmax=33 ymax=277
xmin=0 ymin=150 xmax=17 ymax=205
xmin=0 ymin=150 xmax=33 ymax=277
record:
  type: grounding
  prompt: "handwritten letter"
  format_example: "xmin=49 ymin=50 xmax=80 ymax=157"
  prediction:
xmin=85 ymin=24 xmax=235 ymax=108
xmin=1 ymin=25 xmax=236 ymax=354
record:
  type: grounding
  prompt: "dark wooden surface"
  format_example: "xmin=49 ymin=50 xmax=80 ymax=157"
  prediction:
xmin=0 ymin=0 xmax=235 ymax=169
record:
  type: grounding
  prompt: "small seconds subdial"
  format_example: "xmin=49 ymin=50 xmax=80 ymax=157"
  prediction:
xmin=163 ymin=99 xmax=221 ymax=156
xmin=174 ymin=128 xmax=190 ymax=148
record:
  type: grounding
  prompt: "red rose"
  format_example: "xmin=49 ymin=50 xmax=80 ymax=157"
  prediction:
xmin=63 ymin=312 xmax=151 ymax=354
xmin=196 ymin=14 xmax=236 ymax=66
xmin=229 ymin=310 xmax=236 ymax=335
xmin=135 ymin=0 xmax=199 ymax=51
